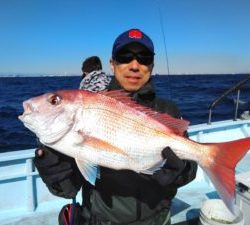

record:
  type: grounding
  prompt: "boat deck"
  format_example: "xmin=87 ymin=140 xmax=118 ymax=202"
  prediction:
xmin=1 ymin=119 xmax=250 ymax=224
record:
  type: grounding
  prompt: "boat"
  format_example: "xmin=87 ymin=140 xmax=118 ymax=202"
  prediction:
xmin=1 ymin=76 xmax=250 ymax=225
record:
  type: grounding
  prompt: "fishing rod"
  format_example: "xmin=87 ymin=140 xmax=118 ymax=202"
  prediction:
xmin=156 ymin=0 xmax=170 ymax=76
xmin=155 ymin=0 xmax=172 ymax=99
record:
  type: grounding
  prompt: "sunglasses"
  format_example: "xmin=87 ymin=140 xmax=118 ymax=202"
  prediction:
xmin=114 ymin=52 xmax=154 ymax=66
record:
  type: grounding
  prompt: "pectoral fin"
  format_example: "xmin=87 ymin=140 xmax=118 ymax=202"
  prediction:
xmin=79 ymin=133 xmax=128 ymax=156
xmin=141 ymin=160 xmax=166 ymax=175
xmin=75 ymin=159 xmax=100 ymax=185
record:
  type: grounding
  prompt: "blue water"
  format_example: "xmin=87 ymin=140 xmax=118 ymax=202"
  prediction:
xmin=0 ymin=74 xmax=250 ymax=153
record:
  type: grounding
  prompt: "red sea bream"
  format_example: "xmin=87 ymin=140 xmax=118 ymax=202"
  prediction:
xmin=19 ymin=89 xmax=250 ymax=212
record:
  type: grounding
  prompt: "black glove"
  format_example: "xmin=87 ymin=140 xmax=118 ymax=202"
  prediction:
xmin=152 ymin=147 xmax=186 ymax=186
xmin=58 ymin=203 xmax=86 ymax=225
xmin=34 ymin=143 xmax=84 ymax=198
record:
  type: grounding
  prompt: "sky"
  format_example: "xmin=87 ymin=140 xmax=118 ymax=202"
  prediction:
xmin=0 ymin=0 xmax=250 ymax=75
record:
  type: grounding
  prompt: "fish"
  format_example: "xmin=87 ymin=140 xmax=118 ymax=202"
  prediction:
xmin=18 ymin=89 xmax=250 ymax=213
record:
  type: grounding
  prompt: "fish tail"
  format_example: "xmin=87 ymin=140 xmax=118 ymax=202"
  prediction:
xmin=203 ymin=137 xmax=250 ymax=213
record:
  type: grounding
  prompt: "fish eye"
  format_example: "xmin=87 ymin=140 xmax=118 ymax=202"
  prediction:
xmin=48 ymin=94 xmax=62 ymax=105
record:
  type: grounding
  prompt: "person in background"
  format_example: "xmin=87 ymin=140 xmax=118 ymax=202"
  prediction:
xmin=34 ymin=28 xmax=197 ymax=225
xmin=79 ymin=56 xmax=111 ymax=92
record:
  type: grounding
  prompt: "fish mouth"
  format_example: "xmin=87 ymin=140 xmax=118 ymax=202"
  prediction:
xmin=18 ymin=112 xmax=34 ymax=128
xmin=18 ymin=114 xmax=25 ymax=121
xmin=18 ymin=113 xmax=30 ymax=121
xmin=18 ymin=101 xmax=37 ymax=121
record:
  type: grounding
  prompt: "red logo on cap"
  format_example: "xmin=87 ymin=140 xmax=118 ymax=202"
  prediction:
xmin=128 ymin=29 xmax=142 ymax=39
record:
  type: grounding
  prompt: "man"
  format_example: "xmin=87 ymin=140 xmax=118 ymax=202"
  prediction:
xmin=34 ymin=28 xmax=197 ymax=225
xmin=79 ymin=56 xmax=111 ymax=92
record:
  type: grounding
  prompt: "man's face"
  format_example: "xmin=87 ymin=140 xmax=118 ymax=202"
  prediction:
xmin=110 ymin=43 xmax=154 ymax=92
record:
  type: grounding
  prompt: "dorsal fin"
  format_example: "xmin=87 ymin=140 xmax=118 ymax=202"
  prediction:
xmin=99 ymin=90 xmax=189 ymax=136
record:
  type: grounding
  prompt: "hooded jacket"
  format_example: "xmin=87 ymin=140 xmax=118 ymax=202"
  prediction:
xmin=79 ymin=70 xmax=111 ymax=92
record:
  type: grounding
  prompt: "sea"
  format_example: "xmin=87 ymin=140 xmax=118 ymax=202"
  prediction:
xmin=1 ymin=74 xmax=250 ymax=153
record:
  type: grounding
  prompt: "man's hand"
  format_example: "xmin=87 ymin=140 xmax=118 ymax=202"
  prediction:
xmin=34 ymin=144 xmax=84 ymax=198
xmin=152 ymin=147 xmax=186 ymax=186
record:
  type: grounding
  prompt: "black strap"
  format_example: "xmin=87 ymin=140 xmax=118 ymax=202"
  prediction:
xmin=81 ymin=181 xmax=93 ymax=208
xmin=136 ymin=199 xmax=141 ymax=221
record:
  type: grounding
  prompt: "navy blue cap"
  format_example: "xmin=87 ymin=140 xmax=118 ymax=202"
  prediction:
xmin=112 ymin=29 xmax=154 ymax=57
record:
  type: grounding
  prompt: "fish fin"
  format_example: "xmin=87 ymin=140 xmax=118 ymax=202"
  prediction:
xmin=82 ymin=134 xmax=128 ymax=156
xmin=141 ymin=160 xmax=166 ymax=175
xmin=75 ymin=159 xmax=100 ymax=185
xmin=203 ymin=137 xmax=250 ymax=213
xmin=99 ymin=90 xmax=189 ymax=136
xmin=99 ymin=90 xmax=130 ymax=98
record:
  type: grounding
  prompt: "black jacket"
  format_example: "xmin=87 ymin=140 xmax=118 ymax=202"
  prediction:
xmin=80 ymin=78 xmax=197 ymax=224
xmin=36 ymin=77 xmax=197 ymax=225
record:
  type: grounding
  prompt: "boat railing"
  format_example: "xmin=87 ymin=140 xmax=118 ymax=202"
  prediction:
xmin=0 ymin=148 xmax=75 ymax=220
xmin=208 ymin=75 xmax=250 ymax=124
xmin=0 ymin=149 xmax=38 ymax=213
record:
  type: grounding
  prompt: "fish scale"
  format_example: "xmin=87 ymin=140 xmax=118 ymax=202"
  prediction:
xmin=82 ymin=105 xmax=167 ymax=156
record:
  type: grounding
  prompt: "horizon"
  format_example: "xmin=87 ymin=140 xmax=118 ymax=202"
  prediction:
xmin=0 ymin=72 xmax=249 ymax=78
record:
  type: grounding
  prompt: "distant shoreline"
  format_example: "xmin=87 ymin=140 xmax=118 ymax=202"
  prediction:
xmin=0 ymin=73 xmax=249 ymax=78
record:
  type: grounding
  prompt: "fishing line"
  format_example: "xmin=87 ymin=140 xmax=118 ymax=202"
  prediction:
xmin=155 ymin=0 xmax=172 ymax=99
